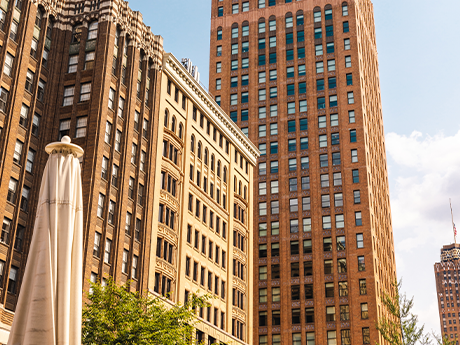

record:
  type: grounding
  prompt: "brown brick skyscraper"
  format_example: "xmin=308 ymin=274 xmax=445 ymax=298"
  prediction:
xmin=434 ymin=243 xmax=460 ymax=341
xmin=0 ymin=0 xmax=163 ymax=338
xmin=209 ymin=0 xmax=397 ymax=344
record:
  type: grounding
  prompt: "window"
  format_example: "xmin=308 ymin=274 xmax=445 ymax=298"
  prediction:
xmin=358 ymin=256 xmax=365 ymax=271
xmin=332 ymin=152 xmax=341 ymax=165
xmin=258 ymin=54 xmax=266 ymax=66
xmin=352 ymin=169 xmax=359 ymax=183
xmin=258 ymin=89 xmax=266 ymax=101
xmin=326 ymin=42 xmax=334 ymax=53
xmin=63 ymin=86 xmax=75 ymax=106
xmin=323 ymin=215 xmax=332 ymax=230
xmin=363 ymin=328 xmax=370 ymax=344
xmin=269 ymin=52 xmax=276 ymax=64
xmin=297 ymin=31 xmax=304 ymax=42
xmin=216 ymin=62 xmax=222 ymax=73
xmin=271 ymin=221 xmax=280 ymax=235
xmin=315 ymin=44 xmax=323 ymax=56
xmin=286 ymin=49 xmax=294 ymax=61
xmin=361 ymin=303 xmax=369 ymax=319
xmin=10 ymin=20 xmax=18 ymax=41
xmin=330 ymin=95 xmax=338 ymax=107
xmin=85 ymin=51 xmax=95 ymax=70
xmin=314 ymin=10 xmax=321 ymax=22
xmin=0 ymin=87 xmax=8 ymax=113
xmin=26 ymin=149 xmax=35 ymax=173
xmin=271 ymin=180 xmax=279 ymax=194
xmin=327 ymin=331 xmax=337 ymax=345
xmin=288 ymin=139 xmax=296 ymax=152
xmin=334 ymin=193 xmax=343 ymax=207
xmin=345 ymin=55 xmax=352 ymax=68
xmin=271 ymin=200 xmax=279 ymax=214
xmin=331 ymin=133 xmax=340 ymax=146
xmin=354 ymin=190 xmax=361 ymax=204
xmin=232 ymin=3 xmax=239 ymax=13
xmin=357 ymin=233 xmax=364 ymax=248
xmin=3 ymin=52 xmax=13 ymax=77
xmin=343 ymin=3 xmax=349 ymax=16
xmin=8 ymin=266 xmax=18 ymax=294
xmin=88 ymin=21 xmax=98 ymax=39
xmin=269 ymin=70 xmax=277 ymax=81
xmin=333 ymin=172 xmax=342 ymax=186
xmin=328 ymin=59 xmax=336 ymax=71
xmin=104 ymin=238 xmax=112 ymax=264
xmin=289 ymin=199 xmax=298 ymax=212
xmin=348 ymin=92 xmax=355 ymax=104
xmin=355 ymin=212 xmax=362 ymax=226
xmin=344 ymin=38 xmax=351 ymax=50
xmin=259 ymin=162 xmax=267 ymax=175
xmin=318 ymin=97 xmax=326 ymax=109
xmin=316 ymin=61 xmax=324 ymax=73
xmin=270 ymin=142 xmax=278 ymax=154
xmin=319 ymin=135 xmax=327 ymax=148
xmin=351 ymin=149 xmax=358 ymax=163
xmin=13 ymin=140 xmax=23 ymax=164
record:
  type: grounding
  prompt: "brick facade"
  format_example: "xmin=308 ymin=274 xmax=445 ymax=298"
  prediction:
xmin=209 ymin=0 xmax=397 ymax=344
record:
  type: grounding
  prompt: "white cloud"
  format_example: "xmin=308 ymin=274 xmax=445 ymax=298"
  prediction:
xmin=386 ymin=130 xmax=460 ymax=333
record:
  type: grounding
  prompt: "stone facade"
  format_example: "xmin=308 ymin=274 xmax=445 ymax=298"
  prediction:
xmin=209 ymin=0 xmax=397 ymax=344
xmin=152 ymin=53 xmax=258 ymax=345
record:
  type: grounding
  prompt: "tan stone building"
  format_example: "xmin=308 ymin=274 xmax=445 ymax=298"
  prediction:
xmin=209 ymin=0 xmax=397 ymax=344
xmin=150 ymin=53 xmax=258 ymax=344
xmin=434 ymin=243 xmax=460 ymax=341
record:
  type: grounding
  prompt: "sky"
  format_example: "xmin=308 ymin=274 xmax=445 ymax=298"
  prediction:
xmin=131 ymin=0 xmax=460 ymax=334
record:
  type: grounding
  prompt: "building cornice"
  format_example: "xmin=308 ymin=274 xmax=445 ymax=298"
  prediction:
xmin=163 ymin=53 xmax=259 ymax=166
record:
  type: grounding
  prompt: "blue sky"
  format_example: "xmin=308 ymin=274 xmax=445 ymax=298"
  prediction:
xmin=133 ymin=0 xmax=460 ymax=334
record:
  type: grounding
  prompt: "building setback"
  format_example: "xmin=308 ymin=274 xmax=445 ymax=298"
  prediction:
xmin=0 ymin=0 xmax=260 ymax=344
xmin=209 ymin=0 xmax=397 ymax=344
xmin=434 ymin=243 xmax=460 ymax=341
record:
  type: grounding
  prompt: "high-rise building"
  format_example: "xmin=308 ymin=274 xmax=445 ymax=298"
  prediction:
xmin=209 ymin=0 xmax=397 ymax=344
xmin=153 ymin=53 xmax=258 ymax=344
xmin=434 ymin=243 xmax=460 ymax=341
xmin=0 ymin=1 xmax=259 ymax=344
xmin=0 ymin=0 xmax=163 ymax=338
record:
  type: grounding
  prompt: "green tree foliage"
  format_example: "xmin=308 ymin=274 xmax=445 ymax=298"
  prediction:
xmin=82 ymin=278 xmax=211 ymax=345
xmin=431 ymin=332 xmax=458 ymax=345
xmin=376 ymin=280 xmax=430 ymax=345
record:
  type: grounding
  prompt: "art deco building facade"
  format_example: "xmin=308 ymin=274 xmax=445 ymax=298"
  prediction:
xmin=0 ymin=0 xmax=164 ymax=339
xmin=150 ymin=53 xmax=258 ymax=344
xmin=434 ymin=243 xmax=460 ymax=341
xmin=209 ymin=0 xmax=397 ymax=344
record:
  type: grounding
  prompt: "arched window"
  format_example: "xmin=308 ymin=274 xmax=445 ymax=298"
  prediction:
xmin=285 ymin=12 xmax=293 ymax=29
xmin=324 ymin=5 xmax=333 ymax=20
xmin=171 ymin=116 xmax=176 ymax=132
xmin=342 ymin=2 xmax=349 ymax=16
xmin=244 ymin=186 xmax=247 ymax=200
xmin=296 ymin=10 xmax=304 ymax=26
xmin=223 ymin=167 xmax=227 ymax=183
xmin=164 ymin=110 xmax=169 ymax=127
xmin=258 ymin=17 xmax=266 ymax=34
xmin=190 ymin=135 xmax=195 ymax=153
xmin=178 ymin=123 xmax=183 ymax=139
xmin=242 ymin=21 xmax=249 ymax=37
xmin=231 ymin=23 xmax=239 ymax=38
xmin=204 ymin=148 xmax=209 ymax=165
xmin=313 ymin=7 xmax=322 ymax=23
xmin=88 ymin=21 xmax=98 ymax=40
xmin=239 ymin=181 xmax=242 ymax=195
xmin=197 ymin=142 xmax=202 ymax=159
xmin=211 ymin=154 xmax=215 ymax=171
xmin=217 ymin=161 xmax=221 ymax=177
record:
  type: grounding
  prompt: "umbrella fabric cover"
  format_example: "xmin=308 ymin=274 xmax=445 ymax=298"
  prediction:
xmin=8 ymin=148 xmax=83 ymax=345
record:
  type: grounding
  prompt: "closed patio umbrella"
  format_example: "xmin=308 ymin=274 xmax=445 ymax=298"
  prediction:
xmin=7 ymin=136 xmax=84 ymax=345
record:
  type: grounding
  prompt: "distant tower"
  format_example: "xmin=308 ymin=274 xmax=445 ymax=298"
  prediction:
xmin=434 ymin=243 xmax=460 ymax=341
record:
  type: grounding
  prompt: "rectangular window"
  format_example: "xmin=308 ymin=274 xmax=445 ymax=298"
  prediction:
xmin=63 ymin=86 xmax=75 ymax=106
xmin=326 ymin=42 xmax=334 ymax=53
xmin=328 ymin=59 xmax=336 ymax=71
xmin=352 ymin=169 xmax=359 ymax=183
xmin=344 ymin=38 xmax=351 ymax=50
xmin=348 ymin=92 xmax=355 ymax=104
xmin=345 ymin=55 xmax=352 ymax=68
xmin=316 ymin=61 xmax=324 ymax=73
